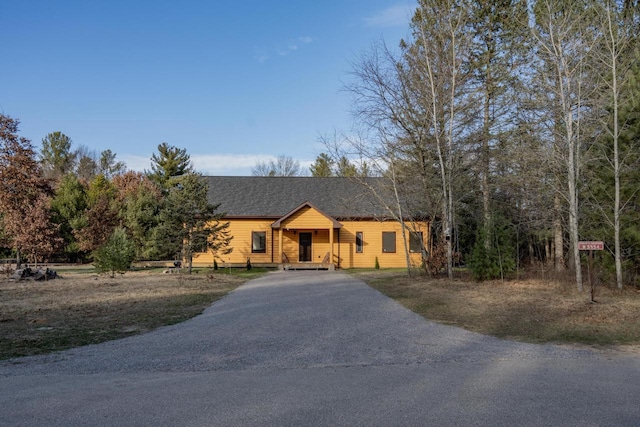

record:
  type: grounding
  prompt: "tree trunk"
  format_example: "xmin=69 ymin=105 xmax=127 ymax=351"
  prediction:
xmin=567 ymin=137 xmax=582 ymax=291
xmin=482 ymin=70 xmax=492 ymax=251
xmin=545 ymin=238 xmax=551 ymax=267
xmin=391 ymin=164 xmax=413 ymax=277
xmin=610 ymin=20 xmax=623 ymax=289
xmin=615 ymin=162 xmax=622 ymax=288
xmin=553 ymin=194 xmax=565 ymax=271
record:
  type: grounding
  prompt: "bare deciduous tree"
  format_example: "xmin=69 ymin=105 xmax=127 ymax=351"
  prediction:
xmin=252 ymin=155 xmax=303 ymax=176
xmin=589 ymin=0 xmax=639 ymax=288
xmin=342 ymin=0 xmax=476 ymax=278
xmin=531 ymin=0 xmax=600 ymax=290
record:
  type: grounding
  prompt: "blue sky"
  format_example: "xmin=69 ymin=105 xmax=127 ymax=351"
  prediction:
xmin=1 ymin=1 xmax=415 ymax=175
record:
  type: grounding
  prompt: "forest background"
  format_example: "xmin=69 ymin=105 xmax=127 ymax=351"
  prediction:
xmin=1 ymin=0 xmax=639 ymax=290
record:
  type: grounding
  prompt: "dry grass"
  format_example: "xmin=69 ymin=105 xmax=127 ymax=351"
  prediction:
xmin=0 ymin=268 xmax=263 ymax=360
xmin=355 ymin=270 xmax=640 ymax=348
xmin=4 ymin=267 xmax=638 ymax=361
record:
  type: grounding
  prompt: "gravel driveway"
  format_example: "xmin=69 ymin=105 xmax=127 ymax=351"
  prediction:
xmin=1 ymin=271 xmax=639 ymax=426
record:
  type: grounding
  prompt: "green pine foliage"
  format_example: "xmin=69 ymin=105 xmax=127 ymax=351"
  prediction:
xmin=93 ymin=227 xmax=136 ymax=278
xmin=50 ymin=173 xmax=87 ymax=261
xmin=152 ymin=173 xmax=232 ymax=272
xmin=583 ymin=62 xmax=640 ymax=283
xmin=309 ymin=153 xmax=334 ymax=177
xmin=40 ymin=131 xmax=75 ymax=180
xmin=113 ymin=172 xmax=163 ymax=261
xmin=149 ymin=142 xmax=194 ymax=188
xmin=469 ymin=215 xmax=516 ymax=281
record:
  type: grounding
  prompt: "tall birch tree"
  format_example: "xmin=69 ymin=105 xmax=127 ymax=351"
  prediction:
xmin=531 ymin=0 xmax=598 ymax=290
xmin=344 ymin=0 xmax=474 ymax=278
xmin=591 ymin=0 xmax=639 ymax=288
xmin=402 ymin=0 xmax=473 ymax=278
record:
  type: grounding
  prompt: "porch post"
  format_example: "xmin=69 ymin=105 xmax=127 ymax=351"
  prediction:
xmin=329 ymin=227 xmax=334 ymax=267
xmin=278 ymin=228 xmax=283 ymax=263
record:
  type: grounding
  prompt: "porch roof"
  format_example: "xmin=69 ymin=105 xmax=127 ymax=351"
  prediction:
xmin=271 ymin=201 xmax=342 ymax=230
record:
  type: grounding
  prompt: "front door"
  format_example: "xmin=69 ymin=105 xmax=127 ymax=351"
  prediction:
xmin=299 ymin=232 xmax=312 ymax=262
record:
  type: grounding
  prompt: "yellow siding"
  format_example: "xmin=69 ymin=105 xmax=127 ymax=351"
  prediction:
xmin=279 ymin=231 xmax=296 ymax=262
xmin=279 ymin=229 xmax=332 ymax=263
xmin=336 ymin=221 xmax=428 ymax=269
xmin=191 ymin=218 xmax=279 ymax=267
xmin=312 ymin=229 xmax=331 ymax=263
xmin=191 ymin=215 xmax=429 ymax=269
xmin=281 ymin=206 xmax=334 ymax=229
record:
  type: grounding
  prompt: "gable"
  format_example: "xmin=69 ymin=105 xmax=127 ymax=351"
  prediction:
xmin=272 ymin=202 xmax=342 ymax=230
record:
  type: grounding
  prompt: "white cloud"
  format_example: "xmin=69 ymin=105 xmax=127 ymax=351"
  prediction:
xmin=255 ymin=52 xmax=269 ymax=63
xmin=119 ymin=154 xmax=152 ymax=173
xmin=121 ymin=153 xmax=312 ymax=176
xmin=191 ymin=153 xmax=273 ymax=175
xmin=363 ymin=4 xmax=413 ymax=28
xmin=257 ymin=36 xmax=315 ymax=62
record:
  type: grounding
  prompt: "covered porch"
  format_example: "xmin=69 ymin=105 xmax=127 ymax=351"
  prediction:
xmin=271 ymin=202 xmax=342 ymax=270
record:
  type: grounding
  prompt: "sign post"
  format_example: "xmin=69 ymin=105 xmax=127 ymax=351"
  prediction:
xmin=578 ymin=241 xmax=604 ymax=302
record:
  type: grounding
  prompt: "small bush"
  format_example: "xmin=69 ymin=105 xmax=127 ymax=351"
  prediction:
xmin=93 ymin=227 xmax=136 ymax=278
xmin=375 ymin=256 xmax=380 ymax=269
xmin=213 ymin=259 xmax=218 ymax=270
xmin=246 ymin=257 xmax=252 ymax=271
xmin=468 ymin=217 xmax=516 ymax=281
xmin=423 ymin=241 xmax=448 ymax=276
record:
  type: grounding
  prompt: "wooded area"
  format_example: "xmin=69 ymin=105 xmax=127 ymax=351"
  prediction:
xmin=322 ymin=0 xmax=639 ymax=288
xmin=1 ymin=0 xmax=638 ymax=289
xmin=0 ymin=119 xmax=232 ymax=274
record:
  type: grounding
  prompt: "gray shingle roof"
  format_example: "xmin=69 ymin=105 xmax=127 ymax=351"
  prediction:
xmin=204 ymin=176 xmax=392 ymax=219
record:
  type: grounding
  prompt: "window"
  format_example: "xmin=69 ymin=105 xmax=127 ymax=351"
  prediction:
xmin=355 ymin=232 xmax=363 ymax=253
xmin=382 ymin=232 xmax=396 ymax=253
xmin=252 ymin=231 xmax=266 ymax=253
xmin=410 ymin=232 xmax=423 ymax=253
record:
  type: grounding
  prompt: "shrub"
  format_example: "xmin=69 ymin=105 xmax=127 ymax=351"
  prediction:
xmin=468 ymin=216 xmax=516 ymax=281
xmin=375 ymin=256 xmax=380 ymax=269
xmin=423 ymin=241 xmax=448 ymax=276
xmin=93 ymin=227 xmax=136 ymax=278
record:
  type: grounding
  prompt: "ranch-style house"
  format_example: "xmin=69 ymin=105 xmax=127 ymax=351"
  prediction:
xmin=191 ymin=176 xmax=430 ymax=270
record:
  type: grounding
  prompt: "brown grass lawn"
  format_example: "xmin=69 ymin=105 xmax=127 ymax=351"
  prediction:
xmin=0 ymin=268 xmax=263 ymax=360
xmin=355 ymin=270 xmax=640 ymax=350
xmin=3 ymin=268 xmax=639 ymax=361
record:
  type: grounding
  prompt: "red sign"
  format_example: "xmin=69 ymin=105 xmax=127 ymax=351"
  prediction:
xmin=578 ymin=241 xmax=604 ymax=251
